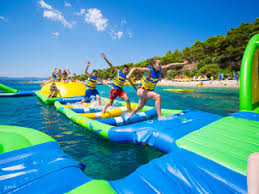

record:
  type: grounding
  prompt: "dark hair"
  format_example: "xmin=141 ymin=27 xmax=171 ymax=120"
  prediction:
xmin=123 ymin=65 xmax=129 ymax=69
xmin=150 ymin=58 xmax=160 ymax=67
xmin=92 ymin=69 xmax=97 ymax=73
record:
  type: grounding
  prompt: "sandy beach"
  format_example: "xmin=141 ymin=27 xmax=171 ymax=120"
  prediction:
xmin=157 ymin=80 xmax=240 ymax=88
xmin=20 ymin=79 xmax=240 ymax=88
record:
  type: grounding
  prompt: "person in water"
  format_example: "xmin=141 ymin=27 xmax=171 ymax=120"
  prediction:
xmin=101 ymin=53 xmax=137 ymax=114
xmin=46 ymin=82 xmax=57 ymax=100
xmin=61 ymin=69 xmax=70 ymax=83
xmin=126 ymin=58 xmax=188 ymax=120
xmin=80 ymin=61 xmax=102 ymax=105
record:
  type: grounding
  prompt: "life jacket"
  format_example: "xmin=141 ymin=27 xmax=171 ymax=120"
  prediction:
xmin=56 ymin=73 xmax=62 ymax=81
xmin=71 ymin=76 xmax=76 ymax=82
xmin=86 ymin=74 xmax=97 ymax=89
xmin=112 ymin=70 xmax=127 ymax=89
xmin=139 ymin=66 xmax=161 ymax=91
xmin=50 ymin=85 xmax=57 ymax=91
xmin=51 ymin=74 xmax=56 ymax=80
xmin=61 ymin=72 xmax=68 ymax=79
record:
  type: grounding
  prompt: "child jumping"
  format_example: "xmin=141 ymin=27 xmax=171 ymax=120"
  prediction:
xmin=101 ymin=53 xmax=137 ymax=114
xmin=126 ymin=58 xmax=188 ymax=120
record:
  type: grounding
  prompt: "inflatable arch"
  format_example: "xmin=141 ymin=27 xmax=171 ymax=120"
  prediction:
xmin=240 ymin=34 xmax=259 ymax=112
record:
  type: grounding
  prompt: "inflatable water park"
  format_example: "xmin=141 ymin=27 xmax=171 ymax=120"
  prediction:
xmin=0 ymin=34 xmax=258 ymax=193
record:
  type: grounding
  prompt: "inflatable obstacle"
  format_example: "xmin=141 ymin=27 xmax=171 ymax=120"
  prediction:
xmin=163 ymin=88 xmax=194 ymax=92
xmin=1 ymin=34 xmax=259 ymax=193
xmin=240 ymin=34 xmax=259 ymax=113
xmin=35 ymin=81 xmax=87 ymax=104
xmin=0 ymin=83 xmax=35 ymax=97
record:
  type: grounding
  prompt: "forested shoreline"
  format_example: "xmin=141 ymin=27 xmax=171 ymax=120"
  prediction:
xmin=77 ymin=18 xmax=259 ymax=81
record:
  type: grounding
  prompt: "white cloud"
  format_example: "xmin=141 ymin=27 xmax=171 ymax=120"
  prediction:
xmin=85 ymin=8 xmax=108 ymax=31
xmin=75 ymin=8 xmax=85 ymax=16
xmin=117 ymin=31 xmax=123 ymax=39
xmin=64 ymin=1 xmax=71 ymax=7
xmin=43 ymin=10 xmax=73 ymax=28
xmin=111 ymin=30 xmax=123 ymax=39
xmin=52 ymin=32 xmax=60 ymax=37
xmin=38 ymin=0 xmax=73 ymax=28
xmin=38 ymin=0 xmax=52 ymax=10
xmin=0 ymin=16 xmax=8 ymax=22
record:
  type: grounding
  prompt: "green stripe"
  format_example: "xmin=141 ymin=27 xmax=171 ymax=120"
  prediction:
xmin=0 ymin=125 xmax=55 ymax=154
xmin=54 ymin=101 xmax=112 ymax=139
xmin=176 ymin=116 xmax=259 ymax=175
xmin=66 ymin=180 xmax=116 ymax=194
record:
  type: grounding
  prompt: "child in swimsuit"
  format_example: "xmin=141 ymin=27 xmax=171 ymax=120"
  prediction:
xmin=101 ymin=53 xmax=137 ymax=113
xmin=46 ymin=82 xmax=57 ymax=100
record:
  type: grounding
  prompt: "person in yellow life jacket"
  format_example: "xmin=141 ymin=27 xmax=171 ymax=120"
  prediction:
xmin=101 ymin=53 xmax=137 ymax=114
xmin=126 ymin=58 xmax=188 ymax=120
xmin=80 ymin=61 xmax=102 ymax=106
xmin=55 ymin=69 xmax=62 ymax=82
xmin=70 ymin=73 xmax=77 ymax=82
xmin=61 ymin=69 xmax=70 ymax=83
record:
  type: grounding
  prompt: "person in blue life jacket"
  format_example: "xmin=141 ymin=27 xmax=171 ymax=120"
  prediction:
xmin=80 ymin=61 xmax=105 ymax=106
xmin=101 ymin=53 xmax=137 ymax=114
xmin=46 ymin=82 xmax=58 ymax=100
xmin=126 ymin=58 xmax=188 ymax=120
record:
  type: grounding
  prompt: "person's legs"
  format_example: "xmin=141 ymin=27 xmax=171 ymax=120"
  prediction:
xmin=121 ymin=93 xmax=131 ymax=112
xmin=81 ymin=89 xmax=90 ymax=104
xmin=146 ymin=91 xmax=162 ymax=119
xmin=102 ymin=99 xmax=114 ymax=113
xmin=103 ymin=89 xmax=116 ymax=113
xmin=247 ymin=152 xmax=259 ymax=194
xmin=126 ymin=88 xmax=147 ymax=120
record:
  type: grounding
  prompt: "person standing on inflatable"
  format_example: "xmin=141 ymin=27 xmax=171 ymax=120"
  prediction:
xmin=101 ymin=53 xmax=137 ymax=113
xmin=126 ymin=58 xmax=188 ymax=120
xmin=80 ymin=61 xmax=101 ymax=105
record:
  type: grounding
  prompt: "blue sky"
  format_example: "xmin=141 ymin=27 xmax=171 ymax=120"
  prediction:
xmin=0 ymin=0 xmax=258 ymax=77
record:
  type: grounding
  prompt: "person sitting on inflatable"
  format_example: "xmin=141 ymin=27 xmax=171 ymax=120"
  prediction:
xmin=126 ymin=58 xmax=188 ymax=120
xmin=41 ymin=67 xmax=57 ymax=87
xmin=46 ymin=82 xmax=57 ymax=100
xmin=61 ymin=69 xmax=70 ymax=83
xmin=80 ymin=61 xmax=102 ymax=106
xmin=101 ymin=53 xmax=137 ymax=114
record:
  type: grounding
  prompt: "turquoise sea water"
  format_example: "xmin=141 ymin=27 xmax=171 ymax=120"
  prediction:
xmin=0 ymin=80 xmax=239 ymax=180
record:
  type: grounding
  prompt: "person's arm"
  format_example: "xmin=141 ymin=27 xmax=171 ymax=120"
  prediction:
xmin=67 ymin=70 xmax=70 ymax=75
xmin=127 ymin=78 xmax=137 ymax=91
xmin=101 ymin=53 xmax=120 ymax=74
xmin=127 ymin=67 xmax=150 ymax=79
xmin=101 ymin=80 xmax=112 ymax=88
xmin=161 ymin=61 xmax=188 ymax=69
xmin=85 ymin=61 xmax=91 ymax=77
xmin=54 ymin=67 xmax=57 ymax=73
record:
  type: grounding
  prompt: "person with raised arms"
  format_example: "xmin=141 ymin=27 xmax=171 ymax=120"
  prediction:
xmin=101 ymin=53 xmax=137 ymax=114
xmin=126 ymin=58 xmax=188 ymax=120
xmin=80 ymin=61 xmax=102 ymax=106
